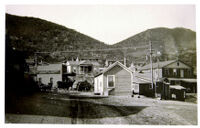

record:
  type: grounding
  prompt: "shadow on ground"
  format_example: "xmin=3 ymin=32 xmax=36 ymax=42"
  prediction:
xmin=5 ymin=92 xmax=147 ymax=119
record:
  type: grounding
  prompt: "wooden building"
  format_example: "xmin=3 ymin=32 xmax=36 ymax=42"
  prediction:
xmin=64 ymin=60 xmax=101 ymax=75
xmin=63 ymin=60 xmax=101 ymax=84
xmin=37 ymin=63 xmax=63 ymax=88
xmin=139 ymin=60 xmax=197 ymax=93
xmin=94 ymin=61 xmax=133 ymax=96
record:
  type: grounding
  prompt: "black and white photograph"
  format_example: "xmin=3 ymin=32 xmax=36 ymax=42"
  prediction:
xmin=2 ymin=0 xmax=198 ymax=126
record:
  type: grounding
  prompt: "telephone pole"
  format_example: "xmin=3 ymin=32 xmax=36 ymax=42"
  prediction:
xmin=149 ymin=41 xmax=154 ymax=89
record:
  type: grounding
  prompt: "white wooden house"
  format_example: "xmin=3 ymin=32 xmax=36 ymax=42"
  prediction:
xmin=94 ymin=61 xmax=133 ymax=96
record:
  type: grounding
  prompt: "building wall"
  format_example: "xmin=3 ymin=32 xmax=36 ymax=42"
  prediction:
xmin=163 ymin=61 xmax=193 ymax=78
xmin=133 ymin=83 xmax=139 ymax=93
xmin=139 ymin=83 xmax=154 ymax=97
xmin=141 ymin=68 xmax=163 ymax=80
xmin=94 ymin=74 xmax=104 ymax=95
xmin=37 ymin=64 xmax=62 ymax=71
xmin=154 ymin=69 xmax=163 ymax=79
xmin=103 ymin=65 xmax=132 ymax=95
xmin=37 ymin=64 xmax=62 ymax=88
xmin=37 ymin=74 xmax=62 ymax=88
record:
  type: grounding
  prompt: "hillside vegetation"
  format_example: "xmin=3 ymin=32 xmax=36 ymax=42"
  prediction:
xmin=6 ymin=14 xmax=108 ymax=61
xmin=113 ymin=27 xmax=196 ymax=70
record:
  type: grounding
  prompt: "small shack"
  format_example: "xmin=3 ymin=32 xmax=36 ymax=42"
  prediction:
xmin=94 ymin=61 xmax=133 ymax=96
xmin=169 ymin=85 xmax=186 ymax=101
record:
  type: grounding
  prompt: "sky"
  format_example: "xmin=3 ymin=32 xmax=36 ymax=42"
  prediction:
xmin=6 ymin=5 xmax=196 ymax=45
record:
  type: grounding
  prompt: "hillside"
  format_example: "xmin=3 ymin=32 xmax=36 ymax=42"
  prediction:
xmin=6 ymin=14 xmax=196 ymax=72
xmin=6 ymin=14 xmax=108 ymax=61
xmin=113 ymin=27 xmax=196 ymax=71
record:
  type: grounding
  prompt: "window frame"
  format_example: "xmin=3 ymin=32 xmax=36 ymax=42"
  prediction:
xmin=173 ymin=68 xmax=177 ymax=76
xmin=107 ymin=75 xmax=115 ymax=88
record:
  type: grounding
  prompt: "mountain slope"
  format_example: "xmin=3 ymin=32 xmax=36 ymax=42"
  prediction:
xmin=113 ymin=27 xmax=196 ymax=71
xmin=113 ymin=27 xmax=196 ymax=52
xmin=6 ymin=14 xmax=108 ymax=60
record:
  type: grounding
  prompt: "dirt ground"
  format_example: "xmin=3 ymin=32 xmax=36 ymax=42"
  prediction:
xmin=5 ymin=93 xmax=197 ymax=125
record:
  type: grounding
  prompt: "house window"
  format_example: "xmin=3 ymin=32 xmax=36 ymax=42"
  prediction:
xmin=164 ymin=69 xmax=169 ymax=75
xmin=177 ymin=62 xmax=179 ymax=66
xmin=67 ymin=65 xmax=71 ymax=73
xmin=180 ymin=69 xmax=184 ymax=78
xmin=188 ymin=70 xmax=191 ymax=77
xmin=173 ymin=69 xmax=177 ymax=76
xmin=73 ymin=67 xmax=76 ymax=73
xmin=107 ymin=75 xmax=115 ymax=88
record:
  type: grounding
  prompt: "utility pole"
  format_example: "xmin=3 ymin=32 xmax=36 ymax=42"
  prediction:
xmin=155 ymin=52 xmax=160 ymax=98
xmin=149 ymin=41 xmax=154 ymax=89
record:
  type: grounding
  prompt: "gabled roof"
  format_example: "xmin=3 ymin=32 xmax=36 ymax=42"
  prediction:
xmin=95 ymin=61 xmax=132 ymax=77
xmin=139 ymin=60 xmax=177 ymax=70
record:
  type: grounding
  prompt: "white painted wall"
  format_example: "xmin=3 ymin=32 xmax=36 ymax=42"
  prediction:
xmin=94 ymin=74 xmax=104 ymax=95
xmin=133 ymin=83 xmax=139 ymax=93
xmin=154 ymin=68 xmax=163 ymax=79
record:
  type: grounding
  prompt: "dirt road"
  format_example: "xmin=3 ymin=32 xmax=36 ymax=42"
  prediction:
xmin=5 ymin=92 xmax=197 ymax=125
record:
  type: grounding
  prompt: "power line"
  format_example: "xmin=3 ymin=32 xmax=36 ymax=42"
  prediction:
xmin=35 ymin=45 xmax=149 ymax=54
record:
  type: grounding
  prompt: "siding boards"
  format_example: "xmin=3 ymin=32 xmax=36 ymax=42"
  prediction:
xmin=104 ymin=65 xmax=132 ymax=95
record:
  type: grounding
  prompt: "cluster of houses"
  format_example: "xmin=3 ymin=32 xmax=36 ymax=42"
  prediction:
xmin=27 ymin=57 xmax=197 ymax=101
